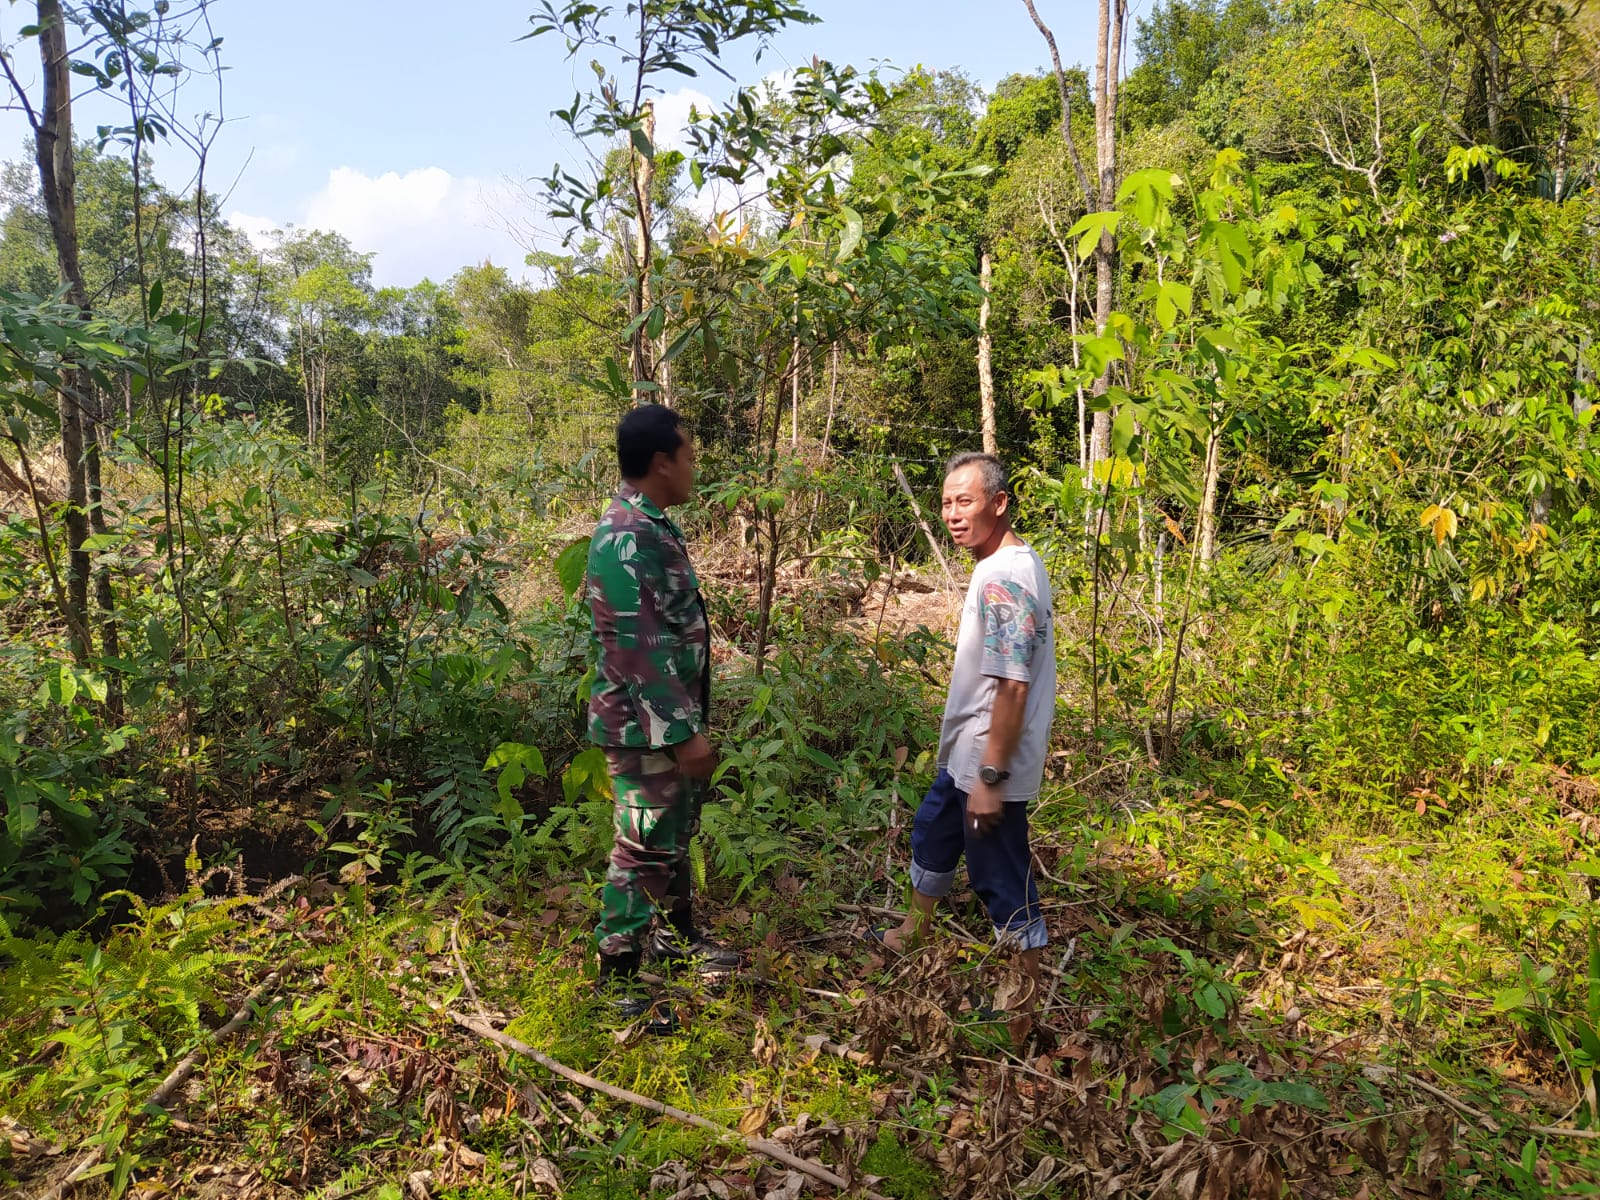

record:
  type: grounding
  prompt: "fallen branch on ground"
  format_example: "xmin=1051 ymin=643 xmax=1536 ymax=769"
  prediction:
xmin=445 ymin=1009 xmax=890 ymax=1198
xmin=1405 ymin=1073 xmax=1600 ymax=1141
xmin=34 ymin=959 xmax=295 ymax=1200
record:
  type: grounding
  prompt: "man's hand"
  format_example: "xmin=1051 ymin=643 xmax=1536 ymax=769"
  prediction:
xmin=967 ymin=778 xmax=1003 ymax=838
xmin=672 ymin=732 xmax=718 ymax=780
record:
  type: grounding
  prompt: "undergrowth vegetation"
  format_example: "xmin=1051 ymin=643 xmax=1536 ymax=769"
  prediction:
xmin=5 ymin=0 xmax=1600 ymax=1196
xmin=7 ymin=421 xmax=1600 ymax=1197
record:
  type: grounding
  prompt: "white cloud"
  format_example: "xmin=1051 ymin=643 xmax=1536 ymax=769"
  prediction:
xmin=228 ymin=210 xmax=279 ymax=248
xmin=652 ymin=85 xmax=776 ymax=230
xmin=652 ymin=86 xmax=714 ymax=153
xmin=229 ymin=166 xmax=543 ymax=288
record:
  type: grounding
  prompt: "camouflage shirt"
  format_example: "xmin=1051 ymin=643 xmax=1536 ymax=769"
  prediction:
xmin=585 ymin=483 xmax=711 ymax=749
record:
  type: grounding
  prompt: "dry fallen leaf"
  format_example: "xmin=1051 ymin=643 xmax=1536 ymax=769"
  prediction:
xmin=762 ymin=1169 xmax=807 ymax=1200
xmin=993 ymin=968 xmax=1033 ymax=1013
xmin=1013 ymin=1154 xmax=1061 ymax=1197
xmin=737 ymin=1102 xmax=770 ymax=1136
xmin=527 ymin=1157 xmax=564 ymax=1194
xmin=751 ymin=1018 xmax=781 ymax=1068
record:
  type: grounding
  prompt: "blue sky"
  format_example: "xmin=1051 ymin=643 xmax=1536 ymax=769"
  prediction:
xmin=1 ymin=1 xmax=1108 ymax=287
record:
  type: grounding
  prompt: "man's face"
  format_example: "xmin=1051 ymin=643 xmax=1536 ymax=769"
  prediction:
xmin=941 ymin=464 xmax=1006 ymax=549
xmin=656 ymin=433 xmax=697 ymax=506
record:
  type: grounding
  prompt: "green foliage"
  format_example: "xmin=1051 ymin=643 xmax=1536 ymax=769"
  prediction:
xmin=8 ymin=1 xmax=1600 ymax=1192
xmin=1122 ymin=0 xmax=1279 ymax=130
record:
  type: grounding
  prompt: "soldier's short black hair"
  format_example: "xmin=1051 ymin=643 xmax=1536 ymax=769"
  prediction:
xmin=617 ymin=403 xmax=685 ymax=480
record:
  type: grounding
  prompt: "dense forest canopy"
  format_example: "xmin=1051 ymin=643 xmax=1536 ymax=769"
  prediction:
xmin=3 ymin=0 xmax=1600 ymax=1196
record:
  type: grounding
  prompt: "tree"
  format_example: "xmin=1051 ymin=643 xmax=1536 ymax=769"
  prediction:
xmin=1022 ymin=0 xmax=1126 ymax=469
xmin=0 ymin=0 xmax=226 ymax=680
xmin=1 ymin=1 xmax=103 ymax=662
xmin=1214 ymin=3 xmax=1454 ymax=199
xmin=848 ymin=68 xmax=997 ymax=451
xmin=362 ymin=281 xmax=475 ymax=453
xmin=445 ymin=255 xmax=619 ymax=475
xmin=1121 ymin=0 xmax=1277 ymax=129
xmin=527 ymin=0 xmax=819 ymax=400
xmin=258 ymin=229 xmax=374 ymax=448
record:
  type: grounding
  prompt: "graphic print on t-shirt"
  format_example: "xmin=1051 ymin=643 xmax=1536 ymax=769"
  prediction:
xmin=980 ymin=579 xmax=1042 ymax=681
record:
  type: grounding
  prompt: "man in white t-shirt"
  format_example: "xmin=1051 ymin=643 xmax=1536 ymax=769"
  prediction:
xmin=877 ymin=453 xmax=1055 ymax=1007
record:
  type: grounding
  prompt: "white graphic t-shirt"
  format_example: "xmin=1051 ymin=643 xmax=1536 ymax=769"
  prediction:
xmin=935 ymin=542 xmax=1056 ymax=802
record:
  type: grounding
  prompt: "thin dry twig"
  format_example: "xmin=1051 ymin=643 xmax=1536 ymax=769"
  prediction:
xmin=892 ymin=462 xmax=959 ymax=591
xmin=1405 ymin=1072 xmax=1600 ymax=1140
xmin=451 ymin=915 xmax=483 ymax=1014
xmin=445 ymin=1009 xmax=890 ymax=1198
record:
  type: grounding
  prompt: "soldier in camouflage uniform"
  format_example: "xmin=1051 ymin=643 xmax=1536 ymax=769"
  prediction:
xmin=586 ymin=405 xmax=739 ymax=1020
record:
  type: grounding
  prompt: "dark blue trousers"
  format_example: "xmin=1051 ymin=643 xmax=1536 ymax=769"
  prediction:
xmin=909 ymin=769 xmax=1047 ymax=950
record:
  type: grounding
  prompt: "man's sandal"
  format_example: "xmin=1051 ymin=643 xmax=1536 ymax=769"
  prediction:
xmin=863 ymin=925 xmax=906 ymax=955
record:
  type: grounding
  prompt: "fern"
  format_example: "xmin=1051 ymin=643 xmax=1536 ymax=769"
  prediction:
xmin=689 ymin=836 xmax=707 ymax=893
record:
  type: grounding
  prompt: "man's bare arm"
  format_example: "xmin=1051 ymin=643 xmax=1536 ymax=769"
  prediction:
xmin=986 ymin=678 xmax=1029 ymax=771
xmin=968 ymin=677 xmax=1029 ymax=835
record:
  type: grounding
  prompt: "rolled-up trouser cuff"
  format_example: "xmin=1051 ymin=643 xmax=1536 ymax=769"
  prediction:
xmin=909 ymin=770 xmax=1047 ymax=949
xmin=910 ymin=861 xmax=958 ymax=899
xmin=994 ymin=916 xmax=1049 ymax=951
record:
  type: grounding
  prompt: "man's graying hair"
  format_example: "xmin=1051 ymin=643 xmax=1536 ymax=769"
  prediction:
xmin=944 ymin=452 xmax=1010 ymax=500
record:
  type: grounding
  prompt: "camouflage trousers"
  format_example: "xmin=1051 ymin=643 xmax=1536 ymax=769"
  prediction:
xmin=595 ymin=747 xmax=704 ymax=958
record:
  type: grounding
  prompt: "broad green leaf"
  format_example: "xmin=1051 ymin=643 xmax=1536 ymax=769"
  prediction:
xmin=1111 ymin=404 xmax=1137 ymax=458
xmin=837 ymin=206 xmax=864 ymax=261
xmin=661 ymin=327 xmax=695 ymax=366
xmin=6 ymin=794 xmax=39 ymax=842
xmin=1258 ymin=1081 xmax=1329 ymax=1111
xmin=1493 ymin=987 xmax=1532 ymax=1012
xmin=40 ymin=664 xmax=77 ymax=707
xmin=1117 ymin=168 xmax=1178 ymax=226
xmin=1068 ymin=210 xmax=1122 ymax=262
xmin=1154 ymin=280 xmax=1193 ymax=329
xmin=1077 ymin=334 xmax=1124 ymax=377
xmin=555 ymin=537 xmax=591 ymax=601
xmin=604 ymin=356 xmax=627 ymax=396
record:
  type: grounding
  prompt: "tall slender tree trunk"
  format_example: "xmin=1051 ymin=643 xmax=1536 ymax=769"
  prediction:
xmin=1088 ymin=0 xmax=1125 ymax=467
xmin=791 ymin=332 xmax=801 ymax=445
xmin=1021 ymin=0 xmax=1122 ymax=472
xmin=978 ymin=249 xmax=997 ymax=455
xmin=35 ymin=0 xmax=95 ymax=664
xmin=300 ymin=329 xmax=314 ymax=448
xmin=629 ymin=101 xmax=657 ymax=394
xmin=1197 ymin=419 xmax=1224 ymax=566
xmin=821 ymin=341 xmax=839 ymax=460
xmin=658 ymin=331 xmax=672 ymax=407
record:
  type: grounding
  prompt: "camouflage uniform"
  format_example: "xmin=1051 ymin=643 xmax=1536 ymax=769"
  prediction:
xmin=586 ymin=483 xmax=711 ymax=959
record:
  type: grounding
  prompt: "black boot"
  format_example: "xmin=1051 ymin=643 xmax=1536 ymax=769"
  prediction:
xmin=647 ymin=913 xmax=741 ymax=973
xmin=595 ymin=950 xmax=676 ymax=1033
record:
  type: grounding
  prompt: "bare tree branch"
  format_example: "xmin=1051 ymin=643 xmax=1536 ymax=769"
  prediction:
xmin=1020 ymin=0 xmax=1095 ymax=208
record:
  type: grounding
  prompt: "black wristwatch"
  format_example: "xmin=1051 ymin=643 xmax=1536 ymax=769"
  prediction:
xmin=979 ymin=764 xmax=1010 ymax=786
